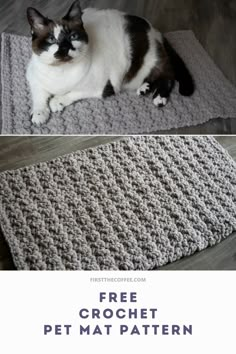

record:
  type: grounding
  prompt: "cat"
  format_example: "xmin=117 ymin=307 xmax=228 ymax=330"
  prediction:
xmin=26 ymin=0 xmax=195 ymax=125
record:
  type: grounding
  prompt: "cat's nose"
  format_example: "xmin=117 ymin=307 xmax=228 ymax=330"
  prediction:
xmin=54 ymin=40 xmax=73 ymax=59
xmin=55 ymin=47 xmax=68 ymax=57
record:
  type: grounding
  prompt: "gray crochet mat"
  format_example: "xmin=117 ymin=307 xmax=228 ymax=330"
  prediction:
xmin=0 ymin=137 xmax=236 ymax=270
xmin=1 ymin=30 xmax=236 ymax=135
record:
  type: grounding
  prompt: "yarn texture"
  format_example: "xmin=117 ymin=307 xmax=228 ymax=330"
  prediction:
xmin=1 ymin=31 xmax=236 ymax=134
xmin=0 ymin=137 xmax=236 ymax=270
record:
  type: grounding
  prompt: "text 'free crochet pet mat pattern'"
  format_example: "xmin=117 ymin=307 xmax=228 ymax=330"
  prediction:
xmin=1 ymin=31 xmax=236 ymax=134
xmin=0 ymin=137 xmax=236 ymax=270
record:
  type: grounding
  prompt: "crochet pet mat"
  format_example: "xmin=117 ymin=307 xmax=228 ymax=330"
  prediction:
xmin=1 ymin=30 xmax=236 ymax=135
xmin=0 ymin=136 xmax=236 ymax=270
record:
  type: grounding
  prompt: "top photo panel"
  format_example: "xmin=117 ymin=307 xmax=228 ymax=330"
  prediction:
xmin=0 ymin=0 xmax=236 ymax=135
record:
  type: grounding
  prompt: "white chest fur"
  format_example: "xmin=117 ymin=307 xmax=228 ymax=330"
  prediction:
xmin=27 ymin=54 xmax=90 ymax=95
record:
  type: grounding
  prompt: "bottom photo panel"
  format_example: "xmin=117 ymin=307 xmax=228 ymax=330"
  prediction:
xmin=0 ymin=135 xmax=235 ymax=271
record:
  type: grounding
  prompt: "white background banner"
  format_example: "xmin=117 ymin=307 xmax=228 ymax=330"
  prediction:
xmin=0 ymin=272 xmax=234 ymax=353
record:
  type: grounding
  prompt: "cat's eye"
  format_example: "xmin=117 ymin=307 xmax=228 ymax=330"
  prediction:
xmin=70 ymin=33 xmax=79 ymax=41
xmin=47 ymin=35 xmax=56 ymax=44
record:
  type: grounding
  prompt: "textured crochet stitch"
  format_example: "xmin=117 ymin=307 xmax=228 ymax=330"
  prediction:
xmin=1 ymin=31 xmax=236 ymax=134
xmin=0 ymin=136 xmax=236 ymax=270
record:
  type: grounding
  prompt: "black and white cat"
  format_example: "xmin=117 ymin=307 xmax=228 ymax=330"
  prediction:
xmin=26 ymin=0 xmax=194 ymax=125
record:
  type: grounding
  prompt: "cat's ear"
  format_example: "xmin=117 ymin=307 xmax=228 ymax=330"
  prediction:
xmin=63 ymin=1 xmax=82 ymax=23
xmin=27 ymin=7 xmax=49 ymax=32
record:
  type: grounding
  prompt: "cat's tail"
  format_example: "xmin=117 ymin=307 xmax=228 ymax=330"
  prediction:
xmin=163 ymin=38 xmax=195 ymax=96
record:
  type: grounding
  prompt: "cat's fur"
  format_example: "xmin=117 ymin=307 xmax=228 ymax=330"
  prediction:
xmin=26 ymin=0 xmax=194 ymax=125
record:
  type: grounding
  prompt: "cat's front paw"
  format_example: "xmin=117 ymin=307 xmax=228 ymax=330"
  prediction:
xmin=49 ymin=96 xmax=68 ymax=113
xmin=31 ymin=109 xmax=50 ymax=126
xmin=153 ymin=95 xmax=167 ymax=108
xmin=137 ymin=82 xmax=151 ymax=96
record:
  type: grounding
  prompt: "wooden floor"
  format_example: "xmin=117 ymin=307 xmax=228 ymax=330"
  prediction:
xmin=0 ymin=136 xmax=236 ymax=271
xmin=0 ymin=0 xmax=236 ymax=134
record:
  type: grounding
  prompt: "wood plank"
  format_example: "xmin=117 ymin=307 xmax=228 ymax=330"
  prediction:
xmin=0 ymin=136 xmax=120 ymax=172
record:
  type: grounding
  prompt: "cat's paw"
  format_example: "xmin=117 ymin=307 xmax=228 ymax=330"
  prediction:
xmin=49 ymin=96 xmax=67 ymax=113
xmin=31 ymin=109 xmax=50 ymax=126
xmin=153 ymin=95 xmax=167 ymax=108
xmin=137 ymin=82 xmax=151 ymax=96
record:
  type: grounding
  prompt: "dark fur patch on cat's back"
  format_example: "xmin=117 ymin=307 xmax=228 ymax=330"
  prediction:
xmin=102 ymin=80 xmax=115 ymax=98
xmin=124 ymin=15 xmax=150 ymax=83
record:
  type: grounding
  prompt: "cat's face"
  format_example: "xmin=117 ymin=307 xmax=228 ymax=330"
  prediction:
xmin=27 ymin=1 xmax=88 ymax=65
